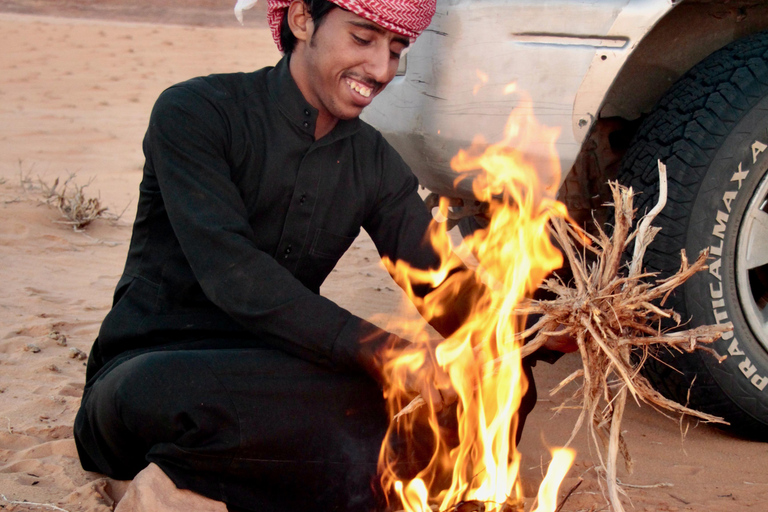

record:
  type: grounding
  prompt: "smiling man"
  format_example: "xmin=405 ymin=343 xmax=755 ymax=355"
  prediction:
xmin=73 ymin=1 xmax=573 ymax=510
xmin=74 ymin=1 xmax=452 ymax=511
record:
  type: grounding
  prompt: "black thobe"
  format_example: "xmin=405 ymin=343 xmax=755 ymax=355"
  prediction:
xmin=74 ymin=56 xmax=539 ymax=512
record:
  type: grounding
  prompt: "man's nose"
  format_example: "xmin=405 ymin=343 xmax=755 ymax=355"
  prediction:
xmin=365 ymin=44 xmax=392 ymax=85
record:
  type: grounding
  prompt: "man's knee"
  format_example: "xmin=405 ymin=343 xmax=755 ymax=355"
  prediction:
xmin=110 ymin=352 xmax=239 ymax=448
xmin=76 ymin=351 xmax=239 ymax=477
xmin=75 ymin=353 xmax=164 ymax=478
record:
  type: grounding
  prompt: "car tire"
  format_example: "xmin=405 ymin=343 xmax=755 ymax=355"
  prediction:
xmin=457 ymin=215 xmax=488 ymax=240
xmin=618 ymin=31 xmax=768 ymax=438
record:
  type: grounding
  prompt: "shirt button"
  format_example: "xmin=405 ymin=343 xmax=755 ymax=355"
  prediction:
xmin=303 ymin=121 xmax=309 ymax=128
xmin=304 ymin=109 xmax=310 ymax=116
xmin=300 ymin=194 xmax=307 ymax=204
xmin=285 ymin=245 xmax=292 ymax=254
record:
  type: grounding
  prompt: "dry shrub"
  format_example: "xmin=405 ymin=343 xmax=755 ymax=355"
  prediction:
xmin=16 ymin=161 xmax=120 ymax=231
xmin=15 ymin=163 xmax=127 ymax=232
xmin=39 ymin=174 xmax=112 ymax=230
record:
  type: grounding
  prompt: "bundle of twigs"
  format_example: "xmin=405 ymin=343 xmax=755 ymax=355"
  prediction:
xmin=516 ymin=161 xmax=731 ymax=511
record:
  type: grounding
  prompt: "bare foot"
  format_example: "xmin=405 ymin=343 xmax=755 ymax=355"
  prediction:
xmin=114 ymin=463 xmax=228 ymax=512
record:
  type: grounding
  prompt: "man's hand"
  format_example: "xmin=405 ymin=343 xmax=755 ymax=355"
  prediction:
xmin=398 ymin=339 xmax=458 ymax=413
xmin=542 ymin=325 xmax=579 ymax=353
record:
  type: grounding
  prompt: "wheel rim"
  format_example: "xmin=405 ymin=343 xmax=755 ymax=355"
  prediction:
xmin=736 ymin=166 xmax=768 ymax=350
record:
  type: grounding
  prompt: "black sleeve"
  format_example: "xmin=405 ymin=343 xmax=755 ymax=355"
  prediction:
xmin=145 ymin=85 xmax=406 ymax=380
xmin=363 ymin=141 xmax=483 ymax=339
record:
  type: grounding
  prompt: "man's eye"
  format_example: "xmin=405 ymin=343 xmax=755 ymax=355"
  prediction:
xmin=352 ymin=35 xmax=370 ymax=45
xmin=391 ymin=51 xmax=401 ymax=60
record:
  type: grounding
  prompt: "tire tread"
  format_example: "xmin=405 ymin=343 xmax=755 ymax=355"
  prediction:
xmin=618 ymin=30 xmax=768 ymax=438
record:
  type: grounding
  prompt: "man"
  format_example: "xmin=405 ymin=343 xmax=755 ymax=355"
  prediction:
xmin=74 ymin=1 xmax=571 ymax=510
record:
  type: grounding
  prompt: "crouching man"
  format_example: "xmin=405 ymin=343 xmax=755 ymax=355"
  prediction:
xmin=74 ymin=1 xmax=573 ymax=510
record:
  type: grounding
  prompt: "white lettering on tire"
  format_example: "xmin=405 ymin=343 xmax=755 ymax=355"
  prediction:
xmin=709 ymin=138 xmax=767 ymax=391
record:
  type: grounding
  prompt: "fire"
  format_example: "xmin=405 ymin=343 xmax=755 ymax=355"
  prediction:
xmin=377 ymin=87 xmax=574 ymax=511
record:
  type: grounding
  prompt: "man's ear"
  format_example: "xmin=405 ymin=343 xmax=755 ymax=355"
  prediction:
xmin=286 ymin=0 xmax=312 ymax=45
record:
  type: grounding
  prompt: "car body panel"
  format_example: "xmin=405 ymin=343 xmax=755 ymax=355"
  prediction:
xmin=362 ymin=0 xmax=675 ymax=196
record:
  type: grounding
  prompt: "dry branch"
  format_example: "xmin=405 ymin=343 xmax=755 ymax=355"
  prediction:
xmin=517 ymin=160 xmax=730 ymax=511
xmin=0 ymin=494 xmax=71 ymax=512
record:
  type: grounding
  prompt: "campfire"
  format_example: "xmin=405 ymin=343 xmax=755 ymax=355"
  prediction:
xmin=375 ymin=86 xmax=730 ymax=512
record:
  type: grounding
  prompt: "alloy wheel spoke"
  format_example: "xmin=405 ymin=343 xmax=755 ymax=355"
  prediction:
xmin=743 ymin=208 xmax=768 ymax=270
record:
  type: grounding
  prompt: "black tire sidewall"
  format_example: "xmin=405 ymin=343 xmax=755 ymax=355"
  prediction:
xmin=682 ymin=95 xmax=768 ymax=419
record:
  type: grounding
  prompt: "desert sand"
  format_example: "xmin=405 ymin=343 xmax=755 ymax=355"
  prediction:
xmin=1 ymin=3 xmax=767 ymax=512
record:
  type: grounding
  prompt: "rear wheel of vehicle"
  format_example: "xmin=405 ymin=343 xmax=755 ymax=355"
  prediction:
xmin=618 ymin=31 xmax=768 ymax=438
xmin=457 ymin=216 xmax=488 ymax=239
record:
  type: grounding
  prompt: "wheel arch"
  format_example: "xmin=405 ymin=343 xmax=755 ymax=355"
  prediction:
xmin=597 ymin=0 xmax=768 ymax=124
xmin=560 ymin=0 xmax=768 ymax=227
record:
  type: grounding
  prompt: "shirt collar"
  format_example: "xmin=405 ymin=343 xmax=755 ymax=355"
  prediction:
xmin=266 ymin=55 xmax=360 ymax=142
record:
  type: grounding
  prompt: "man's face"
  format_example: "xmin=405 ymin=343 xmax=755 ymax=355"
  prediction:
xmin=295 ymin=7 xmax=410 ymax=121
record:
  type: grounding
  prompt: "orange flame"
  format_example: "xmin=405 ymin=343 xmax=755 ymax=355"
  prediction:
xmin=378 ymin=86 xmax=574 ymax=512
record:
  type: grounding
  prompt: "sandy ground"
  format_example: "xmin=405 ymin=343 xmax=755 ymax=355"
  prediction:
xmin=1 ymin=3 xmax=768 ymax=512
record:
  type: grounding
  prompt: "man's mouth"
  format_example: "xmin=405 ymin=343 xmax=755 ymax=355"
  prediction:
xmin=345 ymin=78 xmax=374 ymax=99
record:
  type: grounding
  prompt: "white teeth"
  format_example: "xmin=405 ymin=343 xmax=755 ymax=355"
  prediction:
xmin=347 ymin=79 xmax=372 ymax=98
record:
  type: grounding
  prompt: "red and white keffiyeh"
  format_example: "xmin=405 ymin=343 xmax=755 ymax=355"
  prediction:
xmin=235 ymin=0 xmax=436 ymax=52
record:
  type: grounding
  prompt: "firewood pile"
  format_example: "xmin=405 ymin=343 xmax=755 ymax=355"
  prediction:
xmin=516 ymin=161 xmax=731 ymax=511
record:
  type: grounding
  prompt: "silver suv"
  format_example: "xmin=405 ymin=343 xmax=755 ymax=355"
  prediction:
xmin=363 ymin=0 xmax=768 ymax=438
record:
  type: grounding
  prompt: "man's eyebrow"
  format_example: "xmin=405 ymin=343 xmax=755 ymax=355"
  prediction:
xmin=348 ymin=20 xmax=411 ymax=47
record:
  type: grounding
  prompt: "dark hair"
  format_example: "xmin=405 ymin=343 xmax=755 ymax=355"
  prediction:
xmin=280 ymin=0 xmax=337 ymax=54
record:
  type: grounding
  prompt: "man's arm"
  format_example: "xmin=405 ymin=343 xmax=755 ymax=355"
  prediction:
xmin=361 ymin=141 xmax=482 ymax=340
xmin=362 ymin=141 xmax=576 ymax=360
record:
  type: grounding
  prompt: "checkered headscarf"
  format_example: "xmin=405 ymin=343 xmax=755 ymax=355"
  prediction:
xmin=235 ymin=0 xmax=436 ymax=52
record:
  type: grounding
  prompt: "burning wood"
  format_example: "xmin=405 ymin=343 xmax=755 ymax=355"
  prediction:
xmin=380 ymin=96 xmax=575 ymax=512
xmin=394 ymin=161 xmax=731 ymax=512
